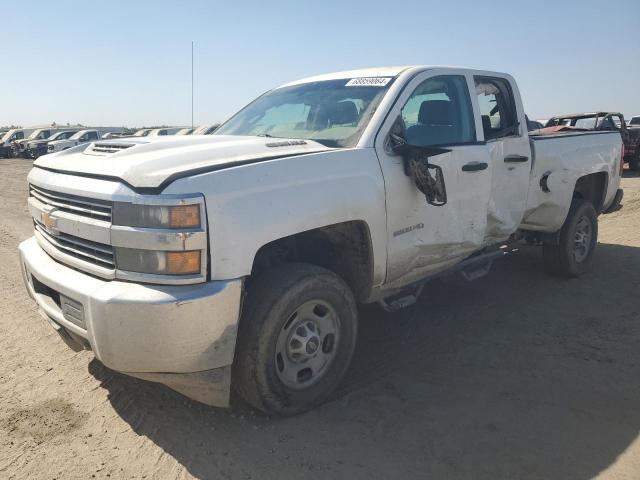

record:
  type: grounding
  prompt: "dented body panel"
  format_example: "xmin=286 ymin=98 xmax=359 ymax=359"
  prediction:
xmin=522 ymin=131 xmax=621 ymax=231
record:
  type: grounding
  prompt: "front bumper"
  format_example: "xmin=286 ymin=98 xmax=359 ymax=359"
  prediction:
xmin=19 ymin=236 xmax=242 ymax=406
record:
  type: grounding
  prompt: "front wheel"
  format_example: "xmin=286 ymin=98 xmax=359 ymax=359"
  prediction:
xmin=233 ymin=263 xmax=358 ymax=416
xmin=543 ymin=198 xmax=598 ymax=277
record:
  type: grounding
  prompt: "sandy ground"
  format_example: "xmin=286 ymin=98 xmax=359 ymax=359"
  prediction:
xmin=0 ymin=159 xmax=639 ymax=480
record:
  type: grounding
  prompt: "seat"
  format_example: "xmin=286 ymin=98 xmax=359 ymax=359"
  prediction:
xmin=314 ymin=101 xmax=358 ymax=128
xmin=406 ymin=100 xmax=459 ymax=146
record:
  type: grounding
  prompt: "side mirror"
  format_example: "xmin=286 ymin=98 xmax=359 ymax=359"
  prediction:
xmin=388 ymin=121 xmax=449 ymax=206
xmin=403 ymin=146 xmax=448 ymax=207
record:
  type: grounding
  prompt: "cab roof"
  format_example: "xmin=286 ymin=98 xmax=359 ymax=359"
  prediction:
xmin=279 ymin=66 xmax=416 ymax=88
xmin=277 ymin=65 xmax=511 ymax=89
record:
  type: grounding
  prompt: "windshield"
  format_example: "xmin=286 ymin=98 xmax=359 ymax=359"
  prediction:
xmin=1 ymin=130 xmax=16 ymax=142
xmin=48 ymin=131 xmax=69 ymax=141
xmin=574 ymin=117 xmax=597 ymax=129
xmin=31 ymin=129 xmax=51 ymax=140
xmin=27 ymin=130 xmax=43 ymax=140
xmin=630 ymin=117 xmax=640 ymax=126
xmin=70 ymin=131 xmax=89 ymax=140
xmin=215 ymin=77 xmax=395 ymax=147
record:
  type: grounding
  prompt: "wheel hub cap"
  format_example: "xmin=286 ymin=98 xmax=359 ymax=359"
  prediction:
xmin=573 ymin=216 xmax=592 ymax=263
xmin=275 ymin=300 xmax=340 ymax=389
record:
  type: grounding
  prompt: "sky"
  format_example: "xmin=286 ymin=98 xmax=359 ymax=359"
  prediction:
xmin=2 ymin=0 xmax=639 ymax=128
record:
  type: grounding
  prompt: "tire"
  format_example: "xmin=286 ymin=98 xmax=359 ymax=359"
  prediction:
xmin=543 ymin=198 xmax=598 ymax=277
xmin=629 ymin=156 xmax=640 ymax=172
xmin=233 ymin=263 xmax=358 ymax=416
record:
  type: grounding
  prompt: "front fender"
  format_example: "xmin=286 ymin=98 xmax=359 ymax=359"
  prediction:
xmin=162 ymin=148 xmax=388 ymax=286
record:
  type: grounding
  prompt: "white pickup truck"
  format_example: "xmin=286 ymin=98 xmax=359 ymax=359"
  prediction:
xmin=19 ymin=66 xmax=623 ymax=415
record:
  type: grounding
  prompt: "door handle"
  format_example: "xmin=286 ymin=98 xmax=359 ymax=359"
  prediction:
xmin=462 ymin=161 xmax=488 ymax=172
xmin=504 ymin=154 xmax=529 ymax=163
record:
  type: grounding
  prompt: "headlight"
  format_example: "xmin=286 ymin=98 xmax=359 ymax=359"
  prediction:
xmin=115 ymin=248 xmax=201 ymax=275
xmin=113 ymin=203 xmax=201 ymax=228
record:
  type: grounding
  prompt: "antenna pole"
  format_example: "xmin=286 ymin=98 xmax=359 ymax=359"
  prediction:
xmin=191 ymin=41 xmax=194 ymax=129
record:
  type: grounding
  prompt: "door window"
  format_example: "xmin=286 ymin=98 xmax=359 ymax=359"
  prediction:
xmin=474 ymin=77 xmax=518 ymax=140
xmin=401 ymin=75 xmax=476 ymax=147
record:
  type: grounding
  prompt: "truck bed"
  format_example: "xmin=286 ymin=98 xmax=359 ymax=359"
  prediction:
xmin=520 ymin=130 xmax=622 ymax=232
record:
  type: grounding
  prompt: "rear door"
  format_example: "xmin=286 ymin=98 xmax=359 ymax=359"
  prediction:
xmin=473 ymin=75 xmax=531 ymax=242
xmin=374 ymin=69 xmax=493 ymax=287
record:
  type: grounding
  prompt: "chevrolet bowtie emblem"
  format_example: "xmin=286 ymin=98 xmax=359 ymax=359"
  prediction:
xmin=41 ymin=211 xmax=58 ymax=229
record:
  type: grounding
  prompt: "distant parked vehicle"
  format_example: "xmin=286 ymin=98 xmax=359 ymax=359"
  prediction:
xmin=0 ymin=128 xmax=35 ymax=158
xmin=0 ymin=128 xmax=37 ymax=158
xmin=525 ymin=115 xmax=544 ymax=131
xmin=147 ymin=127 xmax=183 ymax=137
xmin=47 ymin=128 xmax=125 ymax=153
xmin=176 ymin=128 xmax=194 ymax=135
xmin=193 ymin=124 xmax=220 ymax=135
xmin=101 ymin=132 xmax=128 ymax=139
xmin=15 ymin=127 xmax=83 ymax=158
xmin=132 ymin=129 xmax=153 ymax=137
xmin=24 ymin=130 xmax=81 ymax=159
xmin=546 ymin=112 xmax=640 ymax=170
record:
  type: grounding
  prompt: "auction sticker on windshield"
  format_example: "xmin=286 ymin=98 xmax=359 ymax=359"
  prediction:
xmin=345 ymin=77 xmax=392 ymax=87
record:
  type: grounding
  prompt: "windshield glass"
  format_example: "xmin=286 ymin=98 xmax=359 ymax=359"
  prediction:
xmin=27 ymin=130 xmax=43 ymax=140
xmin=215 ymin=77 xmax=395 ymax=147
xmin=32 ymin=130 xmax=50 ymax=140
xmin=70 ymin=131 xmax=88 ymax=140
xmin=1 ymin=130 xmax=16 ymax=142
xmin=630 ymin=117 xmax=640 ymax=126
xmin=574 ymin=117 xmax=597 ymax=129
xmin=48 ymin=132 xmax=67 ymax=141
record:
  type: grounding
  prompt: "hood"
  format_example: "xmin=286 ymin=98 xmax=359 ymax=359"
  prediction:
xmin=34 ymin=135 xmax=333 ymax=189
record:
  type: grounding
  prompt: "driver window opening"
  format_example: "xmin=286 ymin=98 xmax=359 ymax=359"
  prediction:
xmin=400 ymin=75 xmax=476 ymax=147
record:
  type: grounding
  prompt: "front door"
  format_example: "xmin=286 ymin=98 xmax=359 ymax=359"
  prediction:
xmin=374 ymin=70 xmax=493 ymax=289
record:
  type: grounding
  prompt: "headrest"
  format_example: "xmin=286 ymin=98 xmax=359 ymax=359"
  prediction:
xmin=418 ymin=100 xmax=453 ymax=125
xmin=316 ymin=101 xmax=358 ymax=127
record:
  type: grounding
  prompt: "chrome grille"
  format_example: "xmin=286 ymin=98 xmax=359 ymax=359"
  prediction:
xmin=34 ymin=220 xmax=115 ymax=269
xmin=29 ymin=184 xmax=112 ymax=221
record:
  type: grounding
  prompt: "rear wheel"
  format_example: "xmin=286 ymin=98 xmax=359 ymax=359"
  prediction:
xmin=543 ymin=198 xmax=598 ymax=277
xmin=233 ymin=263 xmax=357 ymax=415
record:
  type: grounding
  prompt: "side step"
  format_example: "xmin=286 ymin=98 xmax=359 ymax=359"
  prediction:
xmin=377 ymin=248 xmax=510 ymax=312
xmin=378 ymin=284 xmax=424 ymax=312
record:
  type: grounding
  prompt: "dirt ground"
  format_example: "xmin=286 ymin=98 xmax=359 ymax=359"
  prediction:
xmin=0 ymin=159 xmax=639 ymax=480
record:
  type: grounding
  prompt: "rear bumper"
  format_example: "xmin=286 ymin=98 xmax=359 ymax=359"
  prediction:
xmin=19 ymin=236 xmax=242 ymax=406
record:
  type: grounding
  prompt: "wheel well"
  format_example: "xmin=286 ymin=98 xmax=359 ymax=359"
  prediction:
xmin=250 ymin=221 xmax=374 ymax=303
xmin=573 ymin=172 xmax=607 ymax=213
